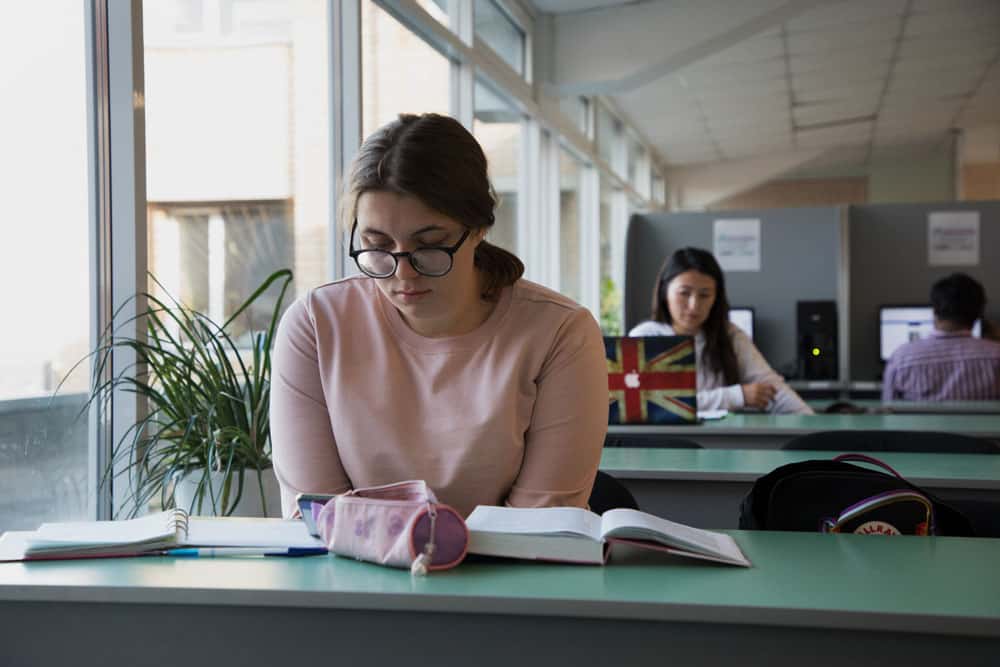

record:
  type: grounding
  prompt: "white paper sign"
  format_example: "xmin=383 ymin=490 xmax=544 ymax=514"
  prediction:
xmin=713 ymin=219 xmax=761 ymax=272
xmin=928 ymin=212 xmax=979 ymax=266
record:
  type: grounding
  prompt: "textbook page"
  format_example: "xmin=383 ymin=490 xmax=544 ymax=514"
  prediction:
xmin=599 ymin=508 xmax=748 ymax=564
xmin=465 ymin=506 xmax=603 ymax=541
xmin=184 ymin=517 xmax=323 ymax=549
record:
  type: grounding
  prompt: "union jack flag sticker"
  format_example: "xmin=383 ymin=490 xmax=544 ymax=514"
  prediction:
xmin=605 ymin=336 xmax=697 ymax=424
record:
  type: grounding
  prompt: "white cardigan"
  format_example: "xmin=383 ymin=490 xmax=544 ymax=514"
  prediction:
xmin=628 ymin=320 xmax=813 ymax=415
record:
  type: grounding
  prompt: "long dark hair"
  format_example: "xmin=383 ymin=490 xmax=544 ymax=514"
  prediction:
xmin=650 ymin=247 xmax=739 ymax=384
xmin=340 ymin=113 xmax=523 ymax=300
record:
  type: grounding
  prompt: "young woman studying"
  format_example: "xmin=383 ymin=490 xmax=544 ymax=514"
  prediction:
xmin=270 ymin=113 xmax=608 ymax=518
xmin=629 ymin=247 xmax=813 ymax=415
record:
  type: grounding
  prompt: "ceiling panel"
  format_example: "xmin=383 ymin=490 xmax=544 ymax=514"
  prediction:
xmin=905 ymin=8 xmax=1000 ymax=38
xmin=697 ymin=95 xmax=788 ymax=117
xmin=709 ymin=120 xmax=791 ymax=138
xmin=788 ymin=0 xmax=907 ymax=31
xmin=795 ymin=123 xmax=871 ymax=148
xmin=793 ymin=103 xmax=877 ymax=126
xmin=786 ymin=19 xmax=900 ymax=55
xmin=695 ymin=35 xmax=784 ymax=68
xmin=794 ymin=84 xmax=883 ymax=106
xmin=680 ymin=61 xmax=787 ymax=90
xmin=911 ymin=0 xmax=999 ymax=13
xmin=694 ymin=84 xmax=789 ymax=107
xmin=887 ymin=77 xmax=978 ymax=99
xmin=532 ymin=0 xmax=631 ymax=13
xmin=790 ymin=46 xmax=894 ymax=74
xmin=899 ymin=29 xmax=1000 ymax=59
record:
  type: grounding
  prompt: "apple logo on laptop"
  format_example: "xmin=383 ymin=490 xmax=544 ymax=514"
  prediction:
xmin=624 ymin=370 xmax=640 ymax=388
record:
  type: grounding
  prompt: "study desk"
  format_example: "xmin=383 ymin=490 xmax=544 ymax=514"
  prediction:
xmin=607 ymin=413 xmax=1000 ymax=449
xmin=601 ymin=448 xmax=1000 ymax=529
xmin=1 ymin=532 xmax=998 ymax=666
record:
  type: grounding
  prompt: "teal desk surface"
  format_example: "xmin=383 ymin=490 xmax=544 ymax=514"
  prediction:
xmin=0 ymin=531 xmax=998 ymax=638
xmin=607 ymin=412 xmax=1000 ymax=437
xmin=600 ymin=448 xmax=1000 ymax=488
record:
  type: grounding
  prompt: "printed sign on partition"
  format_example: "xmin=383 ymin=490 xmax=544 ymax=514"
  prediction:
xmin=928 ymin=211 xmax=979 ymax=266
xmin=713 ymin=218 xmax=761 ymax=272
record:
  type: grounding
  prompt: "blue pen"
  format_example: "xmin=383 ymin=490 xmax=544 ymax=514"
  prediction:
xmin=164 ymin=547 xmax=327 ymax=558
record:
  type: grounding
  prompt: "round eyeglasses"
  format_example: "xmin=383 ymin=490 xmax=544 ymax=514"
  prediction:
xmin=348 ymin=221 xmax=471 ymax=279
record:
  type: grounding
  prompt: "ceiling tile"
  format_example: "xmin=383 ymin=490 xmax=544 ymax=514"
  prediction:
xmin=912 ymin=0 xmax=999 ymax=15
xmin=795 ymin=84 xmax=884 ymax=106
xmin=795 ymin=122 xmax=873 ymax=148
xmin=680 ymin=61 xmax=787 ymax=90
xmin=788 ymin=0 xmax=907 ymax=31
xmin=787 ymin=19 xmax=900 ymax=55
xmin=891 ymin=68 xmax=984 ymax=91
xmin=887 ymin=77 xmax=977 ymax=98
xmin=793 ymin=103 xmax=877 ymax=126
xmin=696 ymin=35 xmax=785 ymax=68
xmin=898 ymin=29 xmax=1000 ymax=60
xmin=905 ymin=8 xmax=1000 ymax=38
xmin=790 ymin=46 xmax=894 ymax=74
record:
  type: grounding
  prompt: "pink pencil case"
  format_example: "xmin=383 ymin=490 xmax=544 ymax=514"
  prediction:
xmin=312 ymin=480 xmax=468 ymax=574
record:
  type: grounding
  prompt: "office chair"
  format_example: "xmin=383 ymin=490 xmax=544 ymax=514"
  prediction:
xmin=588 ymin=471 xmax=640 ymax=515
xmin=781 ymin=430 xmax=1000 ymax=455
xmin=603 ymin=433 xmax=703 ymax=449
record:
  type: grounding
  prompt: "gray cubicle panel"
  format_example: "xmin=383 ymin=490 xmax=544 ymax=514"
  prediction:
xmin=625 ymin=208 xmax=843 ymax=375
xmin=848 ymin=200 xmax=1000 ymax=382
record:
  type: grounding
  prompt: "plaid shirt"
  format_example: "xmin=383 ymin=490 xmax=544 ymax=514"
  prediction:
xmin=882 ymin=330 xmax=1000 ymax=401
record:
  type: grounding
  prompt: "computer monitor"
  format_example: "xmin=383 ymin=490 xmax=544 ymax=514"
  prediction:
xmin=728 ymin=307 xmax=754 ymax=341
xmin=879 ymin=305 xmax=981 ymax=362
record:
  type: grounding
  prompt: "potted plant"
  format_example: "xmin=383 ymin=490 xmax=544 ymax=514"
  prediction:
xmin=70 ymin=269 xmax=293 ymax=518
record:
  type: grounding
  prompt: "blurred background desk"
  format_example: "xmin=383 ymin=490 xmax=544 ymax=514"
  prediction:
xmin=0 ymin=532 xmax=998 ymax=666
xmin=600 ymin=448 xmax=1000 ymax=529
xmin=606 ymin=413 xmax=1000 ymax=449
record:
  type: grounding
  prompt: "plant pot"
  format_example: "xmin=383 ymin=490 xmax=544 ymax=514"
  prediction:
xmin=173 ymin=467 xmax=282 ymax=518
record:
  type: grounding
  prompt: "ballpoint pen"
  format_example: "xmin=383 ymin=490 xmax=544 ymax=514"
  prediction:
xmin=163 ymin=547 xmax=328 ymax=558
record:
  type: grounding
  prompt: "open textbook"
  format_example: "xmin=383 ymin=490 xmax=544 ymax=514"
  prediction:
xmin=465 ymin=506 xmax=751 ymax=567
xmin=0 ymin=508 xmax=324 ymax=561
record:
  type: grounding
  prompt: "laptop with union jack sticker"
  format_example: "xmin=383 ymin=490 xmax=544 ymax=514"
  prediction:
xmin=604 ymin=336 xmax=697 ymax=424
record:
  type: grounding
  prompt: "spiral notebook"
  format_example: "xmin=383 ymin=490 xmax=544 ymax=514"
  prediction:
xmin=0 ymin=509 xmax=323 ymax=561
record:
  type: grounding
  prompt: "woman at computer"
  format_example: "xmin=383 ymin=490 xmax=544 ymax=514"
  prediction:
xmin=269 ymin=113 xmax=608 ymax=519
xmin=630 ymin=247 xmax=813 ymax=415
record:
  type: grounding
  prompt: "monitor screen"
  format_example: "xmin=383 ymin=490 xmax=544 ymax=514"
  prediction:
xmin=729 ymin=307 xmax=754 ymax=340
xmin=879 ymin=306 xmax=981 ymax=361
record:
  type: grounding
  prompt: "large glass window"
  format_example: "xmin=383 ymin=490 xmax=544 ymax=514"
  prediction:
xmin=599 ymin=177 xmax=622 ymax=334
xmin=0 ymin=5 xmax=91 ymax=529
xmin=596 ymin=104 xmax=623 ymax=177
xmin=474 ymin=0 xmax=525 ymax=76
xmin=559 ymin=96 xmax=589 ymax=135
xmin=559 ymin=148 xmax=584 ymax=303
xmin=474 ymin=79 xmax=522 ymax=255
xmin=144 ymin=0 xmax=331 ymax=334
xmin=362 ymin=1 xmax=452 ymax=139
xmin=415 ymin=0 xmax=450 ymax=29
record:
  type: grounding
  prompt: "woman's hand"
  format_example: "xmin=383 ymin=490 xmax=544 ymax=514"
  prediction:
xmin=741 ymin=382 xmax=777 ymax=410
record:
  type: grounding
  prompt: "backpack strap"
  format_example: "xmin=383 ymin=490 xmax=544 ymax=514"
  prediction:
xmin=832 ymin=453 xmax=905 ymax=480
xmin=821 ymin=489 xmax=935 ymax=535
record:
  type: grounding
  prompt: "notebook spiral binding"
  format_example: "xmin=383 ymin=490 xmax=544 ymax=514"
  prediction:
xmin=169 ymin=508 xmax=190 ymax=538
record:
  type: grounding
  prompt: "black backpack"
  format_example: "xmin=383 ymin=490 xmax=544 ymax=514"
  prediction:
xmin=738 ymin=453 xmax=976 ymax=537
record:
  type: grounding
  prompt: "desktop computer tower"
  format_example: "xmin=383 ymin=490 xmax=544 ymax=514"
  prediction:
xmin=797 ymin=300 xmax=838 ymax=380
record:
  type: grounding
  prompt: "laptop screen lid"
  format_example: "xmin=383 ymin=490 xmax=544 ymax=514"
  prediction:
xmin=605 ymin=335 xmax=697 ymax=424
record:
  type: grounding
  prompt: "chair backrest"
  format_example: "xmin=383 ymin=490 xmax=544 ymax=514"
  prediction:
xmin=603 ymin=433 xmax=702 ymax=449
xmin=588 ymin=471 xmax=640 ymax=515
xmin=782 ymin=430 xmax=1000 ymax=455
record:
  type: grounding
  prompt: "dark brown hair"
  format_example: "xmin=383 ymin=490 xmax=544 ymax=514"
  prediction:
xmin=650 ymin=247 xmax=739 ymax=385
xmin=340 ymin=113 xmax=523 ymax=300
xmin=931 ymin=272 xmax=986 ymax=329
